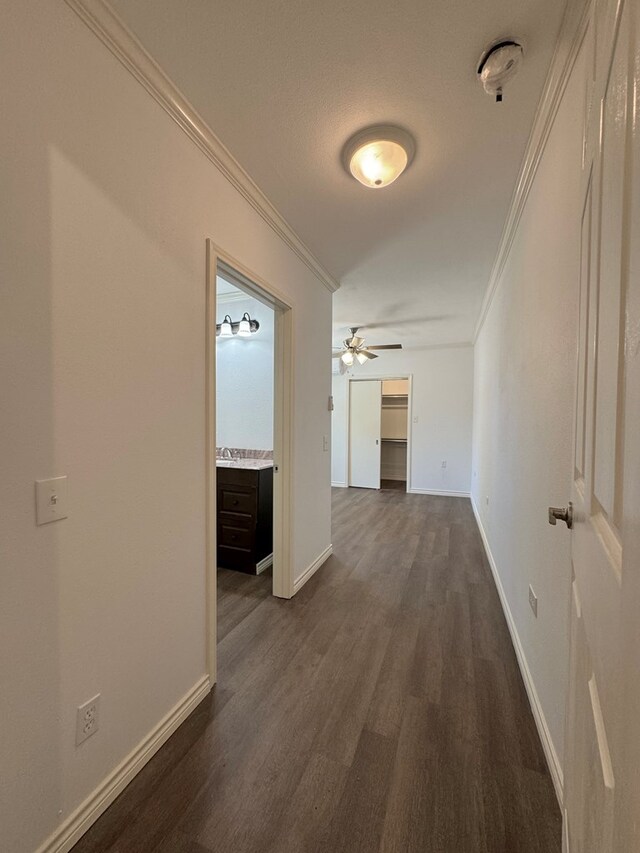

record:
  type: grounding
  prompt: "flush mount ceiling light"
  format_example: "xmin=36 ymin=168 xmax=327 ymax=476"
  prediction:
xmin=342 ymin=125 xmax=416 ymax=189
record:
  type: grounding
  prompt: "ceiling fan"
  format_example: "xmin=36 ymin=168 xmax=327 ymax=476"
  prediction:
xmin=332 ymin=327 xmax=402 ymax=372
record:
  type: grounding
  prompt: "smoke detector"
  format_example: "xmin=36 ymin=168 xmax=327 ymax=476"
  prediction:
xmin=477 ymin=40 xmax=524 ymax=102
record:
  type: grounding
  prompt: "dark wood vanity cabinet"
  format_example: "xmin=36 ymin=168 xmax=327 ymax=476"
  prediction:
xmin=216 ymin=465 xmax=273 ymax=574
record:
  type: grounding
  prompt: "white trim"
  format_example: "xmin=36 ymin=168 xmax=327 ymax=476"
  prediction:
xmin=473 ymin=0 xmax=590 ymax=342
xmin=37 ymin=676 xmax=211 ymax=853
xmin=563 ymin=808 xmax=570 ymax=853
xmin=216 ymin=290 xmax=252 ymax=305
xmin=331 ymin=481 xmax=348 ymax=488
xmin=407 ymin=488 xmax=470 ymax=498
xmin=256 ymin=553 xmax=274 ymax=574
xmin=63 ymin=0 xmax=339 ymax=295
xmin=471 ymin=496 xmax=564 ymax=806
xmin=293 ymin=545 xmax=333 ymax=594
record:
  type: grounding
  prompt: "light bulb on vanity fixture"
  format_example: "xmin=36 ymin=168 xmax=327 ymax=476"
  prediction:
xmin=219 ymin=315 xmax=233 ymax=337
xmin=342 ymin=125 xmax=415 ymax=189
xmin=237 ymin=312 xmax=252 ymax=337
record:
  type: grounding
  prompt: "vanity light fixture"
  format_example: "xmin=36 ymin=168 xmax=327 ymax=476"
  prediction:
xmin=216 ymin=313 xmax=260 ymax=337
xmin=342 ymin=125 xmax=416 ymax=189
xmin=219 ymin=314 xmax=233 ymax=337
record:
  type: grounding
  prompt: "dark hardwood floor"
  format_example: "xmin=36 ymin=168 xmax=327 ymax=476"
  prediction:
xmin=72 ymin=488 xmax=561 ymax=852
xmin=380 ymin=479 xmax=406 ymax=491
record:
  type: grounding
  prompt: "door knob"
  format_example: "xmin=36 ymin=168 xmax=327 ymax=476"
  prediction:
xmin=548 ymin=502 xmax=573 ymax=529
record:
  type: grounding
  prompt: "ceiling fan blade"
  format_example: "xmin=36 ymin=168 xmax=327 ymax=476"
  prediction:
xmin=358 ymin=349 xmax=378 ymax=360
xmin=366 ymin=344 xmax=403 ymax=350
xmin=349 ymin=335 xmax=365 ymax=348
xmin=332 ymin=352 xmax=344 ymax=358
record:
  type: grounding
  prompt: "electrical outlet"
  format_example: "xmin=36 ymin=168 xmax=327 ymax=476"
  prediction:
xmin=528 ymin=585 xmax=538 ymax=618
xmin=485 ymin=495 xmax=489 ymax=506
xmin=76 ymin=694 xmax=100 ymax=746
xmin=441 ymin=460 xmax=447 ymax=468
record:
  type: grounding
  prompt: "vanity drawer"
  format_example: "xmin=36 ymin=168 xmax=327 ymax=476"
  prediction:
xmin=218 ymin=519 xmax=254 ymax=550
xmin=219 ymin=487 xmax=256 ymax=515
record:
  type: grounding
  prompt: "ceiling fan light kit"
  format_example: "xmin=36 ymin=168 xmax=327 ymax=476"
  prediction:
xmin=342 ymin=126 xmax=416 ymax=189
xmin=333 ymin=327 xmax=402 ymax=372
xmin=477 ymin=40 xmax=524 ymax=102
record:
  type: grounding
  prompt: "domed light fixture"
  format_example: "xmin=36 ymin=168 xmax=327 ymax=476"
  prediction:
xmin=343 ymin=125 xmax=415 ymax=189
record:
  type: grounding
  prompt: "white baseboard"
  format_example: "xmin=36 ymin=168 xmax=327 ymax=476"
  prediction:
xmin=331 ymin=481 xmax=347 ymax=488
xmin=293 ymin=544 xmax=333 ymax=594
xmin=470 ymin=496 xmax=564 ymax=806
xmin=37 ymin=675 xmax=211 ymax=853
xmin=407 ymin=488 xmax=470 ymax=498
xmin=256 ymin=553 xmax=273 ymax=574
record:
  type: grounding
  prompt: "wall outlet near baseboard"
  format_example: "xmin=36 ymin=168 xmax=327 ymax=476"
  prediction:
xmin=528 ymin=585 xmax=538 ymax=618
xmin=76 ymin=694 xmax=100 ymax=745
xmin=441 ymin=460 xmax=447 ymax=468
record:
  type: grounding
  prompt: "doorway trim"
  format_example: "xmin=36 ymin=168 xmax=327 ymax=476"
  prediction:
xmin=206 ymin=240 xmax=294 ymax=684
xmin=347 ymin=374 xmax=413 ymax=491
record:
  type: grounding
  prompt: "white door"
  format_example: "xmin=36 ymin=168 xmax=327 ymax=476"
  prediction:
xmin=349 ymin=380 xmax=381 ymax=489
xmin=563 ymin=1 xmax=640 ymax=849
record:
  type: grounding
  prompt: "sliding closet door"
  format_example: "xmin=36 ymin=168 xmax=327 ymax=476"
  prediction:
xmin=349 ymin=380 xmax=381 ymax=489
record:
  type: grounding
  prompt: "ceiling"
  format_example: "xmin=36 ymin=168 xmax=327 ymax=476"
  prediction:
xmin=110 ymin=0 xmax=566 ymax=348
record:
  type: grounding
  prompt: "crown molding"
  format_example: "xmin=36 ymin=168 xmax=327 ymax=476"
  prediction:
xmin=473 ymin=0 xmax=590 ymax=342
xmin=216 ymin=290 xmax=252 ymax=305
xmin=64 ymin=0 xmax=339 ymax=294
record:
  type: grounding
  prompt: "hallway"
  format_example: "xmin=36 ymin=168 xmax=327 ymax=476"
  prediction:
xmin=72 ymin=489 xmax=561 ymax=852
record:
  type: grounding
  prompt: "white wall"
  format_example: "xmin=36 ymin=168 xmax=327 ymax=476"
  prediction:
xmin=216 ymin=287 xmax=274 ymax=451
xmin=0 ymin=3 xmax=332 ymax=851
xmin=331 ymin=346 xmax=473 ymax=495
xmin=472 ymin=43 xmax=586 ymax=785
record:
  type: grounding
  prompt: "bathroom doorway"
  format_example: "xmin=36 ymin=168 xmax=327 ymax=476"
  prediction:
xmin=206 ymin=241 xmax=293 ymax=683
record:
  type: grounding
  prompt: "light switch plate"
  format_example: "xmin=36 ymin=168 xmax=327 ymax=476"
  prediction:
xmin=35 ymin=476 xmax=68 ymax=525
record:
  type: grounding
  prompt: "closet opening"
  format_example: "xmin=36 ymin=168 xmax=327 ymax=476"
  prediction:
xmin=380 ymin=379 xmax=409 ymax=491
xmin=347 ymin=376 xmax=412 ymax=492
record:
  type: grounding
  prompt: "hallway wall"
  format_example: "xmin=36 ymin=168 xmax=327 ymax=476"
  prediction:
xmin=331 ymin=345 xmax=473 ymax=494
xmin=472 ymin=40 xmax=586 ymax=793
xmin=0 ymin=3 xmax=332 ymax=851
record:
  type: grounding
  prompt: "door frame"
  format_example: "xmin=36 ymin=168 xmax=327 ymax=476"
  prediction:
xmin=205 ymin=240 xmax=294 ymax=684
xmin=347 ymin=374 xmax=413 ymax=491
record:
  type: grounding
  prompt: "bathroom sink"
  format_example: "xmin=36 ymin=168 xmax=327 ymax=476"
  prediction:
xmin=216 ymin=459 xmax=236 ymax=467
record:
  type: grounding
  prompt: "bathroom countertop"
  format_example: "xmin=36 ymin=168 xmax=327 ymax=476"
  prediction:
xmin=215 ymin=459 xmax=273 ymax=470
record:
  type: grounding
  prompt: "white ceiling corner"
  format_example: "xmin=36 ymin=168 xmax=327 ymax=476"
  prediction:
xmin=107 ymin=0 xmax=567 ymax=350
